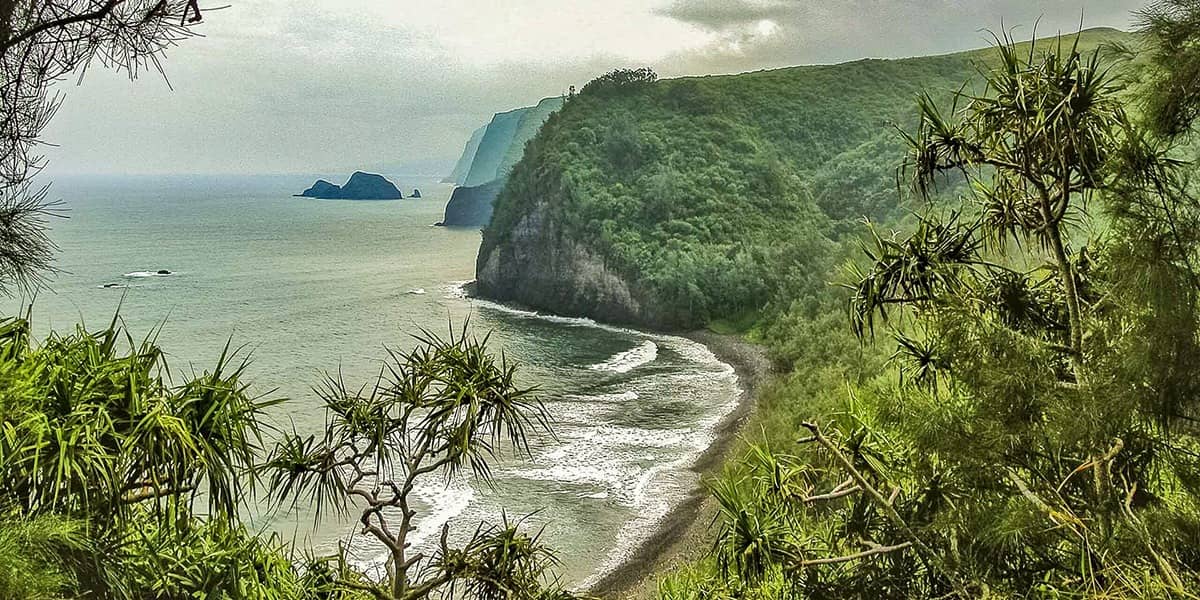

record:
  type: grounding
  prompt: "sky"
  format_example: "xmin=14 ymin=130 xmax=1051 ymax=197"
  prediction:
xmin=42 ymin=0 xmax=1147 ymax=176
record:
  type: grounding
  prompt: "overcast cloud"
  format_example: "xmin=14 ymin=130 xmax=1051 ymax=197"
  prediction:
xmin=42 ymin=0 xmax=1144 ymax=176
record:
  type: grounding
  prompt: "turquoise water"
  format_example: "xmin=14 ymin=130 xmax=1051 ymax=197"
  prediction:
xmin=4 ymin=175 xmax=740 ymax=586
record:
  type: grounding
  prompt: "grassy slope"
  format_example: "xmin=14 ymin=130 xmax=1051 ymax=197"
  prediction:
xmin=481 ymin=28 xmax=1134 ymax=329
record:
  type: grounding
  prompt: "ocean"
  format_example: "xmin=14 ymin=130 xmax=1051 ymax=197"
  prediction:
xmin=3 ymin=174 xmax=740 ymax=586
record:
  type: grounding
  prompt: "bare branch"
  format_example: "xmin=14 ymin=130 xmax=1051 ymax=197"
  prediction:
xmin=799 ymin=541 xmax=913 ymax=567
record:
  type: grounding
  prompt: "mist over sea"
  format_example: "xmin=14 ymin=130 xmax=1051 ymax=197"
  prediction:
xmin=5 ymin=175 xmax=740 ymax=585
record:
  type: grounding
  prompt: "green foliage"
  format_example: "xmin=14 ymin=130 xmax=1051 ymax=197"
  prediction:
xmin=0 ymin=315 xmax=357 ymax=599
xmin=1139 ymin=1 xmax=1200 ymax=137
xmin=0 ymin=316 xmax=573 ymax=600
xmin=266 ymin=324 xmax=573 ymax=600
xmin=654 ymin=28 xmax=1200 ymax=600
xmin=0 ymin=511 xmax=84 ymax=600
xmin=0 ymin=315 xmax=272 ymax=524
xmin=484 ymin=29 xmax=1132 ymax=329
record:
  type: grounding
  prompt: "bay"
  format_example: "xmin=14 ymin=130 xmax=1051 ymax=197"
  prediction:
xmin=4 ymin=174 xmax=739 ymax=586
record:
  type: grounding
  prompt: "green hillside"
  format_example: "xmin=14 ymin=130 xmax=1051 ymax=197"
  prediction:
xmin=477 ymin=28 xmax=1135 ymax=328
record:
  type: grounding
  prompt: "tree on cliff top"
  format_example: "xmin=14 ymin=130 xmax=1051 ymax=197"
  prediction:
xmin=580 ymin=67 xmax=658 ymax=97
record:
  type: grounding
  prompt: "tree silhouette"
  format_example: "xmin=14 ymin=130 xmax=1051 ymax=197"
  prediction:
xmin=267 ymin=324 xmax=577 ymax=600
xmin=0 ymin=1 xmax=206 ymax=294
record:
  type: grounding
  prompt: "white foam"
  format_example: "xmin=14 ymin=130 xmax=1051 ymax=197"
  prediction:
xmin=438 ymin=277 xmax=748 ymax=589
xmin=564 ymin=390 xmax=639 ymax=403
xmin=512 ymin=424 xmax=693 ymax=507
xmin=589 ymin=341 xmax=658 ymax=374
xmin=407 ymin=288 xmax=427 ymax=295
xmin=442 ymin=280 xmax=472 ymax=299
xmin=123 ymin=271 xmax=171 ymax=278
xmin=408 ymin=480 xmax=474 ymax=546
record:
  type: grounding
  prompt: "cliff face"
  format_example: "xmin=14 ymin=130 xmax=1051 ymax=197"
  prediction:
xmin=463 ymin=97 xmax=564 ymax=188
xmin=442 ymin=97 xmax=565 ymax=226
xmin=442 ymin=180 xmax=503 ymax=227
xmin=445 ymin=126 xmax=487 ymax=185
xmin=475 ymin=201 xmax=681 ymax=328
xmin=463 ymin=109 xmax=527 ymax=187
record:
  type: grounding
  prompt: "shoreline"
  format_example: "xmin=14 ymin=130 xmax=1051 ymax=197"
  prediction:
xmin=584 ymin=330 xmax=772 ymax=598
xmin=458 ymin=284 xmax=773 ymax=596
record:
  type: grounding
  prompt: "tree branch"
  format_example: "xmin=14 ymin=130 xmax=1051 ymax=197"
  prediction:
xmin=801 ymin=422 xmax=970 ymax=597
xmin=800 ymin=478 xmax=862 ymax=503
xmin=120 ymin=484 xmax=195 ymax=504
xmin=2 ymin=0 xmax=125 ymax=55
xmin=799 ymin=541 xmax=913 ymax=567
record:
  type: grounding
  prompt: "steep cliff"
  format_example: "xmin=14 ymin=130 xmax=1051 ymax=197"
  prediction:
xmin=475 ymin=29 xmax=1132 ymax=330
xmin=441 ymin=180 xmax=503 ymax=227
xmin=462 ymin=97 xmax=564 ymax=188
xmin=444 ymin=126 xmax=487 ymax=185
xmin=475 ymin=200 xmax=680 ymax=326
xmin=440 ymin=97 xmax=564 ymax=227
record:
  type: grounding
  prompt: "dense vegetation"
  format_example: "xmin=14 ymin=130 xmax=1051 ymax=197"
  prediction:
xmin=0 ymin=315 xmax=579 ymax=599
xmin=0 ymin=4 xmax=579 ymax=599
xmin=477 ymin=4 xmax=1200 ymax=597
xmin=650 ymin=10 xmax=1200 ymax=600
xmin=6 ymin=0 xmax=1200 ymax=598
xmin=482 ymin=29 xmax=1131 ymax=328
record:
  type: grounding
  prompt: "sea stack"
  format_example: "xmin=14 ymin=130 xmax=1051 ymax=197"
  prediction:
xmin=412 ymin=189 xmax=422 ymax=198
xmin=300 ymin=179 xmax=341 ymax=198
xmin=297 ymin=172 xmax=403 ymax=200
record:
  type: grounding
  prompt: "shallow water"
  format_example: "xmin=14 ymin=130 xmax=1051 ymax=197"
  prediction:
xmin=4 ymin=174 xmax=740 ymax=586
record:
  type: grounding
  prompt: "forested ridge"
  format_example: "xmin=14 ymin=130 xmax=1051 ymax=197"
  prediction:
xmin=480 ymin=28 xmax=1133 ymax=329
xmin=482 ymin=9 xmax=1200 ymax=597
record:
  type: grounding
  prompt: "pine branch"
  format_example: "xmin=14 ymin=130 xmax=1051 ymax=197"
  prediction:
xmin=1 ymin=0 xmax=125 ymax=55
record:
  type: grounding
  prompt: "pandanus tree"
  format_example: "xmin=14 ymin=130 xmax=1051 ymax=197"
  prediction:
xmin=267 ymin=325 xmax=574 ymax=600
xmin=684 ymin=33 xmax=1200 ymax=599
xmin=0 ymin=320 xmax=269 ymax=523
xmin=853 ymin=33 xmax=1149 ymax=384
xmin=0 ymin=313 xmax=308 ymax=597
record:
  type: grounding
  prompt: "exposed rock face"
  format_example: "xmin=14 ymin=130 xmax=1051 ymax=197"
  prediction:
xmin=300 ymin=179 xmax=342 ymax=198
xmin=297 ymin=172 xmax=403 ymax=200
xmin=441 ymin=180 xmax=503 ymax=227
xmin=411 ymin=189 xmax=422 ymax=198
xmin=475 ymin=202 xmax=678 ymax=329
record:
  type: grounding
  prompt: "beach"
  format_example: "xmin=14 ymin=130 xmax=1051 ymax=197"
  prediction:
xmin=586 ymin=331 xmax=773 ymax=598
